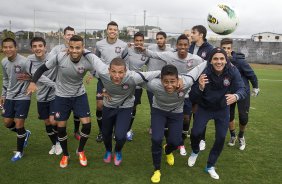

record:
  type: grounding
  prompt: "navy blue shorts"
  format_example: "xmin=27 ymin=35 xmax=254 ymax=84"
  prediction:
xmin=134 ymin=88 xmax=143 ymax=106
xmin=183 ymin=98 xmax=192 ymax=115
xmin=37 ymin=100 xmax=55 ymax=120
xmin=2 ymin=99 xmax=30 ymax=119
xmin=230 ymin=94 xmax=250 ymax=121
xmin=54 ymin=94 xmax=91 ymax=121
xmin=96 ymin=79 xmax=104 ymax=100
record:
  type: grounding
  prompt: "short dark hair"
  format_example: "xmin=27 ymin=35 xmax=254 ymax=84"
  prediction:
xmin=110 ymin=57 xmax=126 ymax=69
xmin=161 ymin=64 xmax=178 ymax=79
xmin=30 ymin=37 xmax=46 ymax=47
xmin=107 ymin=21 xmax=118 ymax=29
xmin=134 ymin=32 xmax=144 ymax=40
xmin=177 ymin=34 xmax=189 ymax=44
xmin=208 ymin=47 xmax=228 ymax=62
xmin=220 ymin=38 xmax=233 ymax=46
xmin=192 ymin=25 xmax=207 ymax=39
xmin=156 ymin=31 xmax=167 ymax=39
xmin=69 ymin=35 xmax=84 ymax=43
xmin=64 ymin=26 xmax=75 ymax=35
xmin=2 ymin=37 xmax=17 ymax=47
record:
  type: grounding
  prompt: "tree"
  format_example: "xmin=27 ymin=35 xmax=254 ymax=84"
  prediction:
xmin=1 ymin=29 xmax=15 ymax=39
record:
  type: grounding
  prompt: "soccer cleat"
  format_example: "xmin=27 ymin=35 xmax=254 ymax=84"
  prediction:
xmin=199 ymin=140 xmax=206 ymax=151
xmin=179 ymin=145 xmax=187 ymax=156
xmin=49 ymin=145 xmax=56 ymax=155
xmin=103 ymin=151 xmax=112 ymax=163
xmin=55 ymin=142 xmax=63 ymax=155
xmin=96 ymin=132 xmax=103 ymax=143
xmin=188 ymin=152 xmax=198 ymax=167
xmin=23 ymin=130 xmax=31 ymax=148
xmin=228 ymin=136 xmax=237 ymax=146
xmin=60 ymin=155 xmax=70 ymax=168
xmin=77 ymin=151 xmax=87 ymax=167
xmin=205 ymin=166 xmax=219 ymax=179
xmin=151 ymin=170 xmax=161 ymax=183
xmin=126 ymin=130 xmax=134 ymax=141
xmin=239 ymin=137 xmax=246 ymax=150
xmin=114 ymin=152 xmax=122 ymax=166
xmin=74 ymin=132 xmax=81 ymax=141
xmin=166 ymin=153 xmax=174 ymax=166
xmin=11 ymin=151 xmax=23 ymax=162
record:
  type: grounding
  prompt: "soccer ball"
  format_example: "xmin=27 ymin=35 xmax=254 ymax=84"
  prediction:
xmin=207 ymin=4 xmax=239 ymax=35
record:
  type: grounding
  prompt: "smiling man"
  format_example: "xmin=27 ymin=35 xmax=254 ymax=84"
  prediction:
xmin=188 ymin=48 xmax=247 ymax=180
xmin=27 ymin=35 xmax=96 ymax=168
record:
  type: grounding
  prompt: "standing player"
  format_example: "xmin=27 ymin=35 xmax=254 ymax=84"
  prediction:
xmin=220 ymin=38 xmax=259 ymax=150
xmin=189 ymin=25 xmax=214 ymax=151
xmin=140 ymin=34 xmax=206 ymax=156
xmin=49 ymin=26 xmax=81 ymax=140
xmin=94 ymin=21 xmax=127 ymax=142
xmin=1 ymin=38 xmax=31 ymax=161
xmin=122 ymin=32 xmax=150 ymax=141
xmin=26 ymin=37 xmax=62 ymax=155
xmin=144 ymin=62 xmax=207 ymax=183
xmin=187 ymin=48 xmax=246 ymax=179
xmin=27 ymin=35 xmax=94 ymax=168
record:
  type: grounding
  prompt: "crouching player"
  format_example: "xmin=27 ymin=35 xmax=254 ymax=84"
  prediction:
xmin=143 ymin=62 xmax=207 ymax=183
xmin=187 ymin=48 xmax=246 ymax=179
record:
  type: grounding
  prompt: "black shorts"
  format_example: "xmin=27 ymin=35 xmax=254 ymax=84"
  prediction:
xmin=134 ymin=88 xmax=143 ymax=106
xmin=96 ymin=79 xmax=104 ymax=100
xmin=2 ymin=99 xmax=30 ymax=119
xmin=229 ymin=94 xmax=250 ymax=121
xmin=37 ymin=100 xmax=55 ymax=120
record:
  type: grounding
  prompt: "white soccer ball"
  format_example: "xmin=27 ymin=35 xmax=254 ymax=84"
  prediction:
xmin=207 ymin=4 xmax=239 ymax=35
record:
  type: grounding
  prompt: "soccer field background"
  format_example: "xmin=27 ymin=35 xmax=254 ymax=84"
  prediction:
xmin=0 ymin=54 xmax=281 ymax=184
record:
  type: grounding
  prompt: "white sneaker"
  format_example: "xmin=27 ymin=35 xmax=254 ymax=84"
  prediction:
xmin=179 ymin=145 xmax=187 ymax=156
xmin=205 ymin=167 xmax=219 ymax=179
xmin=188 ymin=152 xmax=198 ymax=167
xmin=199 ymin=140 xmax=206 ymax=151
xmin=239 ymin=137 xmax=246 ymax=150
xmin=49 ymin=145 xmax=56 ymax=155
xmin=228 ymin=136 xmax=237 ymax=146
xmin=55 ymin=142 xmax=63 ymax=155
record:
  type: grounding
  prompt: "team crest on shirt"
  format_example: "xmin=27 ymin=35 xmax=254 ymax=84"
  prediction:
xmin=14 ymin=65 xmax=22 ymax=73
xmin=223 ymin=77 xmax=231 ymax=86
xmin=122 ymin=84 xmax=129 ymax=90
xmin=115 ymin=47 xmax=122 ymax=54
xmin=77 ymin=66 xmax=85 ymax=74
xmin=201 ymin=52 xmax=207 ymax=58
xmin=55 ymin=112 xmax=60 ymax=118
xmin=178 ymin=91 xmax=185 ymax=98
xmin=141 ymin=55 xmax=147 ymax=61
xmin=186 ymin=60 xmax=193 ymax=68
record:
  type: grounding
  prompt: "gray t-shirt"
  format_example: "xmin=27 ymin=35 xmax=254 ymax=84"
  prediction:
xmin=144 ymin=61 xmax=207 ymax=113
xmin=123 ymin=47 xmax=149 ymax=72
xmin=49 ymin=44 xmax=67 ymax=56
xmin=27 ymin=53 xmax=57 ymax=102
xmin=45 ymin=52 xmax=95 ymax=97
xmin=146 ymin=50 xmax=205 ymax=74
xmin=146 ymin=44 xmax=174 ymax=71
xmin=1 ymin=54 xmax=31 ymax=100
xmin=95 ymin=38 xmax=127 ymax=65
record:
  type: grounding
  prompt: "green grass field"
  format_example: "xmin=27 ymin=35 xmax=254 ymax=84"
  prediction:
xmin=0 ymin=54 xmax=281 ymax=184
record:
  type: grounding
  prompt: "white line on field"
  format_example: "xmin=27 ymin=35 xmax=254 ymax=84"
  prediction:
xmin=259 ymin=79 xmax=282 ymax=82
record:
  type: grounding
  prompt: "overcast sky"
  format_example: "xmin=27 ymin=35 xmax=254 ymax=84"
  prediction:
xmin=0 ymin=0 xmax=281 ymax=38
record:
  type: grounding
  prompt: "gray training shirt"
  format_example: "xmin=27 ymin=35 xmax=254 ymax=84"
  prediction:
xmin=27 ymin=53 xmax=57 ymax=102
xmin=123 ymin=46 xmax=149 ymax=72
xmin=49 ymin=44 xmax=67 ymax=56
xmin=85 ymin=53 xmax=161 ymax=108
xmin=145 ymin=49 xmax=205 ymax=74
xmin=146 ymin=44 xmax=174 ymax=71
xmin=1 ymin=54 xmax=31 ymax=100
xmin=144 ymin=61 xmax=207 ymax=113
xmin=44 ymin=52 xmax=95 ymax=97
xmin=95 ymin=38 xmax=127 ymax=65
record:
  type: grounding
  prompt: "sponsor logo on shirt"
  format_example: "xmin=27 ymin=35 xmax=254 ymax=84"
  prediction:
xmin=14 ymin=65 xmax=22 ymax=73
xmin=77 ymin=66 xmax=85 ymax=74
xmin=115 ymin=47 xmax=122 ymax=54
xmin=223 ymin=77 xmax=231 ymax=86
xmin=122 ymin=84 xmax=129 ymax=90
